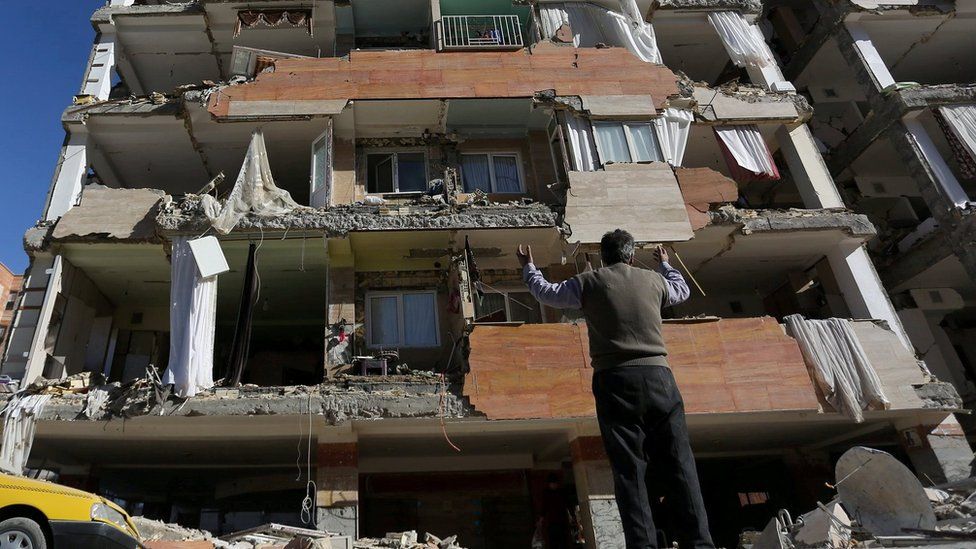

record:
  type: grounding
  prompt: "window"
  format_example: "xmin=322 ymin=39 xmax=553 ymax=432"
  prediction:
xmin=311 ymin=131 xmax=330 ymax=194
xmin=737 ymin=492 xmax=769 ymax=507
xmin=366 ymin=151 xmax=428 ymax=194
xmin=593 ymin=122 xmax=664 ymax=164
xmin=461 ymin=153 xmax=525 ymax=193
xmin=366 ymin=291 xmax=439 ymax=348
xmin=475 ymin=291 xmax=543 ymax=324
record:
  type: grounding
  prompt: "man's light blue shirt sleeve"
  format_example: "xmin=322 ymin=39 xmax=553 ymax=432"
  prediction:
xmin=659 ymin=262 xmax=691 ymax=307
xmin=522 ymin=263 xmax=582 ymax=310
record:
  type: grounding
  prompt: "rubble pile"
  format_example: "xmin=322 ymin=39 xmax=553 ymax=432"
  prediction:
xmin=744 ymin=447 xmax=976 ymax=549
xmin=353 ymin=531 xmax=465 ymax=549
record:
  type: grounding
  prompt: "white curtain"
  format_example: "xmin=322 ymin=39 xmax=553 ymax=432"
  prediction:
xmin=539 ymin=2 xmax=662 ymax=63
xmin=785 ymin=315 xmax=890 ymax=423
xmin=492 ymin=156 xmax=522 ymax=193
xmin=0 ymin=394 xmax=50 ymax=475
xmin=940 ymin=105 xmax=976 ymax=161
xmin=594 ymin=123 xmax=632 ymax=163
xmin=562 ymin=112 xmax=599 ymax=171
xmin=163 ymin=237 xmax=217 ymax=398
xmin=461 ymin=155 xmax=492 ymax=192
xmin=653 ymin=108 xmax=694 ymax=166
xmin=202 ymin=130 xmax=300 ymax=235
xmin=715 ymin=125 xmax=776 ymax=176
xmin=707 ymin=11 xmax=775 ymax=69
xmin=403 ymin=293 xmax=437 ymax=347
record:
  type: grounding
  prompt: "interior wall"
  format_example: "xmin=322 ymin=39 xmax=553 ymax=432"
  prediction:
xmin=51 ymin=260 xmax=114 ymax=377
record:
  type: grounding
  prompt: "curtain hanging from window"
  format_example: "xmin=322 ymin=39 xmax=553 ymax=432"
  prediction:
xmin=201 ymin=130 xmax=300 ymax=235
xmin=653 ymin=108 xmax=694 ymax=166
xmin=714 ymin=125 xmax=780 ymax=181
xmin=224 ymin=242 xmax=258 ymax=387
xmin=462 ymin=155 xmax=492 ymax=192
xmin=784 ymin=315 xmax=889 ymax=423
xmin=539 ymin=2 xmax=662 ymax=63
xmin=163 ymin=237 xmax=217 ymax=398
xmin=707 ymin=11 xmax=775 ymax=69
xmin=562 ymin=112 xmax=598 ymax=171
xmin=939 ymin=105 xmax=976 ymax=178
xmin=594 ymin=124 xmax=632 ymax=163
xmin=403 ymin=293 xmax=437 ymax=347
xmin=492 ymin=156 xmax=522 ymax=193
xmin=0 ymin=394 xmax=50 ymax=475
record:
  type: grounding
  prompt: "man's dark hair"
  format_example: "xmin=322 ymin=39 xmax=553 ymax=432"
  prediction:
xmin=600 ymin=229 xmax=635 ymax=265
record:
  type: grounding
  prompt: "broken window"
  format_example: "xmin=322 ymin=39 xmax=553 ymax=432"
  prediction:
xmin=593 ymin=122 xmax=664 ymax=164
xmin=460 ymin=153 xmax=524 ymax=193
xmin=366 ymin=291 xmax=439 ymax=348
xmin=366 ymin=151 xmax=428 ymax=194
xmin=475 ymin=291 xmax=543 ymax=324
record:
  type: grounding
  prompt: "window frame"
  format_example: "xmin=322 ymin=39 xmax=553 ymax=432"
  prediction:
xmin=310 ymin=125 xmax=332 ymax=207
xmin=475 ymin=288 xmax=545 ymax=324
xmin=365 ymin=290 xmax=441 ymax=348
xmin=364 ymin=148 xmax=429 ymax=195
xmin=592 ymin=121 xmax=664 ymax=165
xmin=459 ymin=151 xmax=527 ymax=194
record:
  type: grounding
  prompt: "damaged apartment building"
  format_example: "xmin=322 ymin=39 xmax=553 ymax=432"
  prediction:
xmin=2 ymin=0 xmax=976 ymax=547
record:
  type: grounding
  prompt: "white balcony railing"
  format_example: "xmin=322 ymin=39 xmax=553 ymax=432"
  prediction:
xmin=439 ymin=15 xmax=524 ymax=51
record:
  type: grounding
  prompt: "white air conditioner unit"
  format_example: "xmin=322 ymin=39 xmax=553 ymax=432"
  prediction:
xmin=909 ymin=288 xmax=964 ymax=312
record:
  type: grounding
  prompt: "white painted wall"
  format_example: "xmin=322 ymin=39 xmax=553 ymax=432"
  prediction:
xmin=82 ymin=33 xmax=118 ymax=101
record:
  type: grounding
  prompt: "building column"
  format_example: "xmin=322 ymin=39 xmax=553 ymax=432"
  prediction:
xmin=775 ymin=124 xmax=845 ymax=209
xmin=81 ymin=33 xmax=119 ymax=101
xmin=44 ymin=131 xmax=88 ymax=221
xmin=895 ymin=416 xmax=975 ymax=483
xmin=316 ymin=439 xmax=359 ymax=537
xmin=570 ymin=435 xmax=624 ymax=549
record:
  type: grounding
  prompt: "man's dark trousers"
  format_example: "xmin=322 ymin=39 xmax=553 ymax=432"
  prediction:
xmin=592 ymin=365 xmax=714 ymax=549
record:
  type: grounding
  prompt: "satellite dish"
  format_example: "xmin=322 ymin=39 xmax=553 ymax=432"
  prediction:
xmin=835 ymin=446 xmax=935 ymax=535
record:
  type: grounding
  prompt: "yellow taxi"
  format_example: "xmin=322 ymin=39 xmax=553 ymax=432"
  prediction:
xmin=0 ymin=473 xmax=141 ymax=548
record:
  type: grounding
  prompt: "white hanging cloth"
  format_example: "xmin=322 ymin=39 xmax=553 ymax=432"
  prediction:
xmin=940 ymin=104 xmax=976 ymax=161
xmin=707 ymin=11 xmax=775 ymax=69
xmin=714 ymin=125 xmax=777 ymax=176
xmin=784 ymin=315 xmax=890 ymax=423
xmin=561 ymin=112 xmax=598 ymax=172
xmin=0 ymin=394 xmax=51 ymax=475
xmin=203 ymin=130 xmax=300 ymax=235
xmin=653 ymin=108 xmax=694 ymax=166
xmin=616 ymin=0 xmax=663 ymax=63
xmin=539 ymin=2 xmax=662 ymax=63
xmin=163 ymin=237 xmax=218 ymax=398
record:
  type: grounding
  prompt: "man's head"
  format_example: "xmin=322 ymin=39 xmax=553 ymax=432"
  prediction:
xmin=600 ymin=229 xmax=635 ymax=266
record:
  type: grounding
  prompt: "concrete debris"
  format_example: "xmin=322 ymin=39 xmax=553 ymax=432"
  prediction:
xmin=710 ymin=206 xmax=876 ymax=237
xmin=353 ymin=531 xmax=465 ymax=549
xmin=744 ymin=447 xmax=976 ymax=549
xmin=158 ymin=196 xmax=557 ymax=235
xmin=5 ymin=373 xmax=470 ymax=423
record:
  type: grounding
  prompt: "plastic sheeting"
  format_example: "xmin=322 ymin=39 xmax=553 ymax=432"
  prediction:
xmin=784 ymin=315 xmax=890 ymax=423
xmin=0 ymin=394 xmax=50 ymax=475
xmin=707 ymin=11 xmax=775 ymax=69
xmin=163 ymin=237 xmax=218 ymax=398
xmin=714 ymin=124 xmax=780 ymax=180
xmin=203 ymin=130 xmax=300 ymax=235
xmin=940 ymin=105 xmax=976 ymax=166
xmin=539 ymin=1 xmax=662 ymax=63
xmin=562 ymin=112 xmax=599 ymax=171
xmin=653 ymin=108 xmax=694 ymax=166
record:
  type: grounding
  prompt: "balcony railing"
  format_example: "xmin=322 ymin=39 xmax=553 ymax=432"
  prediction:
xmin=438 ymin=15 xmax=524 ymax=51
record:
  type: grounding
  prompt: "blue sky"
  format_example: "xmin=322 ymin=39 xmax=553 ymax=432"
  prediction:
xmin=0 ymin=1 xmax=103 ymax=273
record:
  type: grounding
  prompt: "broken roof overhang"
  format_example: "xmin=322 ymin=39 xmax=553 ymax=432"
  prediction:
xmin=709 ymin=206 xmax=877 ymax=238
xmin=156 ymin=196 xmax=559 ymax=236
xmin=652 ymin=0 xmax=763 ymax=15
xmin=91 ymin=3 xmax=205 ymax=26
xmin=691 ymin=85 xmax=812 ymax=125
